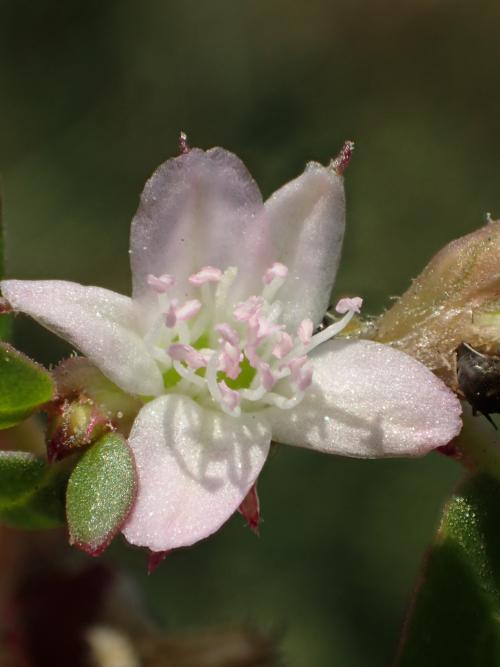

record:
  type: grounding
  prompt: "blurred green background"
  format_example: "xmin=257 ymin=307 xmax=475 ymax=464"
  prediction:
xmin=1 ymin=1 xmax=499 ymax=664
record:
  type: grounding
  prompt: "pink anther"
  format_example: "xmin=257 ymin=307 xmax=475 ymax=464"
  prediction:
xmin=257 ymin=361 xmax=276 ymax=391
xmin=188 ymin=266 xmax=223 ymax=285
xmin=286 ymin=355 xmax=308 ymax=379
xmin=147 ymin=273 xmax=175 ymax=293
xmin=168 ymin=344 xmax=207 ymax=370
xmin=335 ymin=296 xmax=363 ymax=314
xmin=297 ymin=318 xmax=314 ymax=345
xmin=262 ymin=262 xmax=288 ymax=285
xmin=164 ymin=302 xmax=178 ymax=328
xmin=219 ymin=381 xmax=241 ymax=412
xmin=272 ymin=332 xmax=294 ymax=359
xmin=233 ymin=296 xmax=264 ymax=322
xmin=215 ymin=323 xmax=240 ymax=346
xmin=176 ymin=299 xmax=202 ymax=321
xmin=295 ymin=364 xmax=313 ymax=391
xmin=256 ymin=316 xmax=283 ymax=340
xmin=220 ymin=342 xmax=243 ymax=380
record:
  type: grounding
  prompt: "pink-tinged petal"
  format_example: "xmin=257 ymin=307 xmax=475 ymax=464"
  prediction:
xmin=265 ymin=162 xmax=345 ymax=330
xmin=130 ymin=148 xmax=271 ymax=304
xmin=1 ymin=279 xmax=163 ymax=397
xmin=122 ymin=395 xmax=271 ymax=551
xmin=265 ymin=339 xmax=462 ymax=458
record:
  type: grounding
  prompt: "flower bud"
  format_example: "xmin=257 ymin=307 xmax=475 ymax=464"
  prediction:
xmin=46 ymin=398 xmax=109 ymax=463
xmin=372 ymin=220 xmax=500 ymax=387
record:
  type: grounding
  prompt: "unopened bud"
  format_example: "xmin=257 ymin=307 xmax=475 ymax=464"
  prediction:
xmin=372 ymin=220 xmax=500 ymax=387
xmin=46 ymin=398 xmax=110 ymax=463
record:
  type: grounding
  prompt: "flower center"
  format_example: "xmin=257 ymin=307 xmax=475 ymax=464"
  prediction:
xmin=143 ymin=264 xmax=361 ymax=417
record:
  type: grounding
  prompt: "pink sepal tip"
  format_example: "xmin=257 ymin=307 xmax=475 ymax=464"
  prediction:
xmin=238 ymin=484 xmax=261 ymax=536
xmin=148 ymin=550 xmax=170 ymax=574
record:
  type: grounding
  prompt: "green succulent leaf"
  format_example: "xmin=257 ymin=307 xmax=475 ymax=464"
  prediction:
xmin=0 ymin=451 xmax=69 ymax=529
xmin=0 ymin=343 xmax=55 ymax=429
xmin=66 ymin=432 xmax=136 ymax=556
xmin=395 ymin=474 xmax=500 ymax=666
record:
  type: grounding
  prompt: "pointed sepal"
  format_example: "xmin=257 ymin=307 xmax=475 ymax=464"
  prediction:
xmin=238 ymin=484 xmax=261 ymax=536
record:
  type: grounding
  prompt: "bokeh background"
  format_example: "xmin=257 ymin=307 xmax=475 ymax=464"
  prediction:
xmin=1 ymin=1 xmax=499 ymax=664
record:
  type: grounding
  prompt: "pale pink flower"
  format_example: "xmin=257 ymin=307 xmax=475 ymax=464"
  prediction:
xmin=1 ymin=146 xmax=462 ymax=552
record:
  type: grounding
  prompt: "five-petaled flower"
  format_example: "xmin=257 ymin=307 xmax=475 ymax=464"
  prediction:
xmin=0 ymin=144 xmax=462 ymax=552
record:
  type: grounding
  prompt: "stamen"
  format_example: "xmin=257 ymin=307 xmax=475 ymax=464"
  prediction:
xmin=218 ymin=381 xmax=241 ymax=413
xmin=189 ymin=266 xmax=223 ymax=285
xmin=234 ymin=296 xmax=264 ymax=322
xmin=272 ymin=332 xmax=294 ymax=359
xmin=176 ymin=299 xmax=202 ymax=321
xmin=214 ymin=267 xmax=238 ymax=319
xmin=335 ymin=296 xmax=363 ymax=314
xmin=286 ymin=355 xmax=308 ymax=379
xmin=164 ymin=302 xmax=178 ymax=328
xmin=261 ymin=392 xmax=304 ymax=410
xmin=262 ymin=262 xmax=288 ymax=285
xmin=295 ymin=364 xmax=313 ymax=391
xmin=297 ymin=319 xmax=314 ymax=344
xmin=173 ymin=361 xmax=205 ymax=388
xmin=220 ymin=342 xmax=243 ymax=379
xmin=168 ymin=344 xmax=207 ymax=370
xmin=262 ymin=263 xmax=288 ymax=302
xmin=215 ymin=323 xmax=240 ymax=346
xmin=306 ymin=308 xmax=360 ymax=354
xmin=147 ymin=273 xmax=175 ymax=293
xmin=256 ymin=315 xmax=282 ymax=341
xmin=257 ymin=361 xmax=275 ymax=391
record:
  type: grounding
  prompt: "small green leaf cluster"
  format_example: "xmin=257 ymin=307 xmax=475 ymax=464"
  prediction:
xmin=0 ymin=336 xmax=137 ymax=554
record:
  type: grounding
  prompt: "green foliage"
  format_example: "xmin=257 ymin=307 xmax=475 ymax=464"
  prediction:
xmin=66 ymin=432 xmax=136 ymax=555
xmin=0 ymin=451 xmax=68 ymax=528
xmin=395 ymin=474 xmax=500 ymax=666
xmin=0 ymin=343 xmax=54 ymax=429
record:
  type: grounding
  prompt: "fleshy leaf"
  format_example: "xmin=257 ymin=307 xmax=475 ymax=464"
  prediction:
xmin=0 ymin=343 xmax=55 ymax=429
xmin=395 ymin=474 xmax=500 ymax=666
xmin=66 ymin=432 xmax=136 ymax=556
xmin=0 ymin=451 xmax=68 ymax=529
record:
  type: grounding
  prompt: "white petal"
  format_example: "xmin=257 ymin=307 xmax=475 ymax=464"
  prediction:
xmin=266 ymin=339 xmax=462 ymax=458
xmin=1 ymin=280 xmax=163 ymax=396
xmin=130 ymin=148 xmax=271 ymax=304
xmin=265 ymin=162 xmax=345 ymax=329
xmin=122 ymin=394 xmax=271 ymax=551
